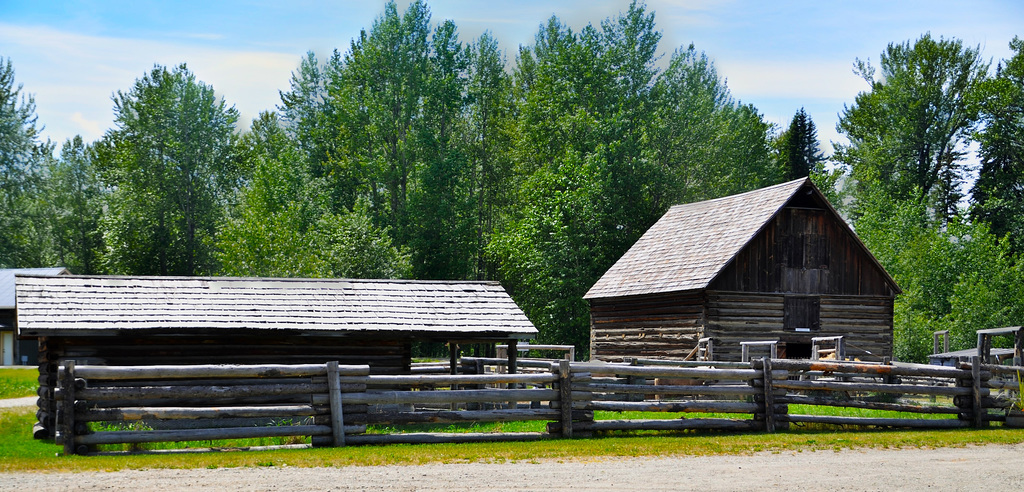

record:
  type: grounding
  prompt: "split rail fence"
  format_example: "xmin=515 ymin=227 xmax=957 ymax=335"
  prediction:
xmin=54 ymin=356 xmax=1023 ymax=455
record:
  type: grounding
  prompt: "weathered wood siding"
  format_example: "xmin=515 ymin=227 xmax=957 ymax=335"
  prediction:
xmin=703 ymin=291 xmax=892 ymax=362
xmin=711 ymin=207 xmax=897 ymax=296
xmin=589 ymin=291 xmax=705 ymax=362
xmin=819 ymin=296 xmax=893 ymax=361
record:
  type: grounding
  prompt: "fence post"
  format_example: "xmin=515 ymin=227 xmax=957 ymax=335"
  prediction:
xmin=327 ymin=361 xmax=346 ymax=447
xmin=761 ymin=357 xmax=775 ymax=433
xmin=60 ymin=360 xmax=76 ymax=455
xmin=559 ymin=360 xmax=573 ymax=438
xmin=971 ymin=356 xmax=984 ymax=428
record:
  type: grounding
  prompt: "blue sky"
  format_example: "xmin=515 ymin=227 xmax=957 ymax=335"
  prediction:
xmin=1 ymin=0 xmax=1021 ymax=155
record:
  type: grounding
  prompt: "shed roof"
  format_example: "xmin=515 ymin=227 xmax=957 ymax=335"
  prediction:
xmin=584 ymin=178 xmax=897 ymax=300
xmin=1 ymin=268 xmax=69 ymax=309
xmin=15 ymin=275 xmax=537 ymax=340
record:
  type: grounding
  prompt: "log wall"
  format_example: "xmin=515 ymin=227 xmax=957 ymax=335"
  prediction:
xmin=589 ymin=291 xmax=705 ymax=362
xmin=704 ymin=291 xmax=892 ymax=362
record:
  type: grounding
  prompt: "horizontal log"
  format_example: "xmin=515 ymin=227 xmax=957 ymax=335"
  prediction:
xmin=344 ymin=432 xmax=548 ymax=445
xmin=775 ymin=396 xmax=962 ymax=414
xmin=984 ymin=379 xmax=1023 ymax=390
xmin=762 ymin=359 xmax=976 ymax=379
xmin=85 ymin=377 xmax=327 ymax=387
xmin=778 ymin=415 xmax=969 ymax=428
xmin=772 ymin=379 xmax=975 ymax=396
xmin=313 ymin=389 xmax=558 ymax=405
xmin=581 ymin=400 xmax=767 ymax=413
xmin=570 ymin=364 xmax=762 ymax=380
xmin=360 ymin=408 xmax=562 ymax=424
xmin=75 ymin=424 xmax=333 ymax=445
xmin=631 ymin=359 xmax=752 ymax=369
xmin=67 ymin=382 xmax=326 ymax=401
xmin=580 ymin=418 xmax=761 ymax=432
xmin=577 ymin=382 xmax=761 ymax=396
xmin=79 ymin=405 xmax=318 ymax=422
xmin=345 ymin=373 xmax=558 ymax=386
xmin=459 ymin=358 xmax=558 ymax=369
xmin=980 ymin=363 xmax=1024 ymax=376
xmin=71 ymin=364 xmax=367 ymax=380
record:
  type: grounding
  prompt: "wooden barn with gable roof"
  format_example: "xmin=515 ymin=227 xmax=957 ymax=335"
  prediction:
xmin=584 ymin=178 xmax=900 ymax=362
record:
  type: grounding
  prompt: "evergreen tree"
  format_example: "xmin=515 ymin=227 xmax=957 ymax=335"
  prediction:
xmin=0 ymin=57 xmax=49 ymax=268
xmin=971 ymin=37 xmax=1024 ymax=255
xmin=779 ymin=107 xmax=824 ymax=180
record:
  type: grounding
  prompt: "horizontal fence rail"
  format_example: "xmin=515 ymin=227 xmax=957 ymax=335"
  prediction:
xmin=53 ymin=355 xmax=1024 ymax=455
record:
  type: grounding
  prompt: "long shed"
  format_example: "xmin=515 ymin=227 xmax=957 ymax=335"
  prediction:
xmin=16 ymin=275 xmax=537 ymax=437
xmin=584 ymin=178 xmax=900 ymax=362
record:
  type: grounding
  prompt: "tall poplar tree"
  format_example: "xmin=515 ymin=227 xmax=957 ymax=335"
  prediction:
xmin=96 ymin=64 xmax=239 ymax=275
xmin=835 ymin=34 xmax=988 ymax=222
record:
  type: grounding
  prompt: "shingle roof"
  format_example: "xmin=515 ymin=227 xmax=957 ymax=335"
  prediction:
xmin=16 ymin=275 xmax=537 ymax=339
xmin=0 ymin=268 xmax=69 ymax=309
xmin=584 ymin=178 xmax=810 ymax=300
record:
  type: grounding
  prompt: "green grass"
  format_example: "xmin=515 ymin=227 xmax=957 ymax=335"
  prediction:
xmin=4 ymin=405 xmax=1024 ymax=473
xmin=0 ymin=368 xmax=37 ymax=399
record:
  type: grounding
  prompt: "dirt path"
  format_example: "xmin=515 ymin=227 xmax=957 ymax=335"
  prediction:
xmin=4 ymin=443 xmax=1023 ymax=491
xmin=0 ymin=396 xmax=36 ymax=408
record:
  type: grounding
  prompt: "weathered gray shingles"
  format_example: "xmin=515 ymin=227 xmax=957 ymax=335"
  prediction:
xmin=585 ymin=178 xmax=807 ymax=300
xmin=16 ymin=276 xmax=536 ymax=335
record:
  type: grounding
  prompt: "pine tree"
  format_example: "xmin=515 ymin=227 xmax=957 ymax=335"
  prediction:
xmin=781 ymin=108 xmax=824 ymax=180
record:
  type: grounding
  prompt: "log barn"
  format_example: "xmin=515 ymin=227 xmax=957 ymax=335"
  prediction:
xmin=15 ymin=275 xmax=536 ymax=437
xmin=584 ymin=178 xmax=900 ymax=362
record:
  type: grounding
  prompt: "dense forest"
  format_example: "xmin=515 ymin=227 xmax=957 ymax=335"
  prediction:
xmin=1 ymin=2 xmax=1022 ymax=362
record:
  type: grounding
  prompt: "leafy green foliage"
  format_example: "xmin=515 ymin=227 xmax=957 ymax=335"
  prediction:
xmin=0 ymin=57 xmax=49 ymax=268
xmin=835 ymin=33 xmax=988 ymax=223
xmin=972 ymin=36 xmax=1024 ymax=256
xmin=37 ymin=137 xmax=106 ymax=274
xmin=217 ymin=113 xmax=411 ymax=279
xmin=95 ymin=64 xmax=239 ymax=276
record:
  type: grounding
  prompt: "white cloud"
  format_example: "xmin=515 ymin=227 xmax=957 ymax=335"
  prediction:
xmin=69 ymin=112 xmax=103 ymax=142
xmin=0 ymin=23 xmax=299 ymax=145
xmin=715 ymin=59 xmax=866 ymax=100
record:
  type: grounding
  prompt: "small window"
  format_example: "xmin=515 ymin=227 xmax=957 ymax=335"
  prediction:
xmin=784 ymin=296 xmax=820 ymax=332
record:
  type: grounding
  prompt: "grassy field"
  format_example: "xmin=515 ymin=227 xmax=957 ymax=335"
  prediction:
xmin=0 ymin=368 xmax=37 ymax=399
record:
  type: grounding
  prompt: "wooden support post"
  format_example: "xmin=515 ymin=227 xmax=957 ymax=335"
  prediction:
xmin=559 ymin=360 xmax=573 ymax=438
xmin=60 ymin=360 xmax=76 ymax=455
xmin=507 ymin=340 xmax=518 ymax=375
xmin=762 ymin=357 xmax=775 ymax=433
xmin=327 ymin=361 xmax=346 ymax=447
xmin=1015 ymin=328 xmax=1023 ymax=367
xmin=971 ymin=356 xmax=984 ymax=428
xmin=448 ymin=343 xmax=460 ymax=375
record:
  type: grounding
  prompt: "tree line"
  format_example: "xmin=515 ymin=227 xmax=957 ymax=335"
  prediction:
xmin=1 ymin=1 xmax=1021 ymax=360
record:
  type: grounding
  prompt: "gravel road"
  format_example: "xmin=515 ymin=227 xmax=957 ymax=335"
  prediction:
xmin=3 ymin=443 xmax=1023 ymax=491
